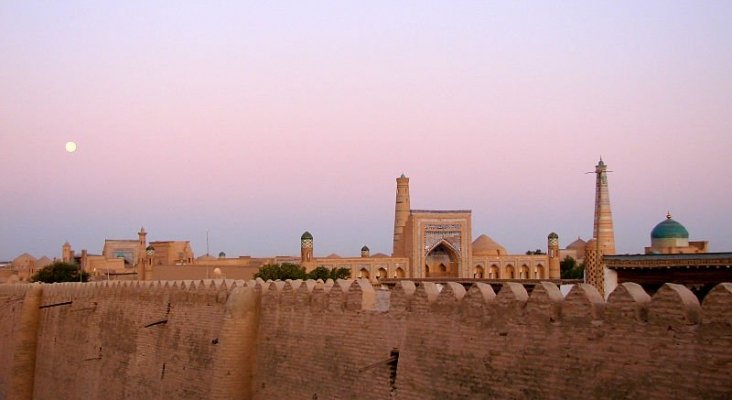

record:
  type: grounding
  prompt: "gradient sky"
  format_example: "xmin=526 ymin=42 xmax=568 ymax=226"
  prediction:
xmin=1 ymin=1 xmax=731 ymax=261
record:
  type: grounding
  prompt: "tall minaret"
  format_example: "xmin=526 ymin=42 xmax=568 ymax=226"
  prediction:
xmin=592 ymin=158 xmax=616 ymax=255
xmin=586 ymin=158 xmax=617 ymax=297
xmin=392 ymin=174 xmax=410 ymax=257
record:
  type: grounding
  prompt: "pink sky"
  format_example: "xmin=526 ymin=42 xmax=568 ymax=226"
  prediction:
xmin=1 ymin=1 xmax=731 ymax=260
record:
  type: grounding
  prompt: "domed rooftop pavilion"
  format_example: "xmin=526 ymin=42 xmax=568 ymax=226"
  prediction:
xmin=651 ymin=213 xmax=689 ymax=239
xmin=567 ymin=237 xmax=587 ymax=249
xmin=650 ymin=213 xmax=690 ymax=248
xmin=472 ymin=234 xmax=508 ymax=257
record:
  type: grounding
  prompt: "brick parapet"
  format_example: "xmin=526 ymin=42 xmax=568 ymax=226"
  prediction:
xmin=253 ymin=279 xmax=732 ymax=399
xmin=244 ymin=277 xmax=732 ymax=329
xmin=1 ymin=280 xmax=731 ymax=399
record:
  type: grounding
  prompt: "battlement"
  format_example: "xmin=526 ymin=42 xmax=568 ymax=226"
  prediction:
xmin=2 ymin=278 xmax=730 ymax=332
xmin=253 ymin=278 xmax=732 ymax=326
xmin=1 ymin=280 xmax=731 ymax=399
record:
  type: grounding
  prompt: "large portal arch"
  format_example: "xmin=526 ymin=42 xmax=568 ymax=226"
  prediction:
xmin=424 ymin=241 xmax=459 ymax=278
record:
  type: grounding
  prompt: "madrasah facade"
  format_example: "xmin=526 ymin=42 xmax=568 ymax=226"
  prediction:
xmin=299 ymin=174 xmax=562 ymax=281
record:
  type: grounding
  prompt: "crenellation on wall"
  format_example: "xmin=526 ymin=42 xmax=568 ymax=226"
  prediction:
xmin=701 ymin=282 xmax=732 ymax=324
xmin=294 ymin=279 xmax=316 ymax=308
xmin=345 ymin=278 xmax=376 ymax=311
xmin=606 ymin=282 xmax=651 ymax=322
xmin=409 ymin=282 xmax=438 ymax=314
xmin=461 ymin=283 xmax=496 ymax=324
xmin=467 ymin=281 xmax=496 ymax=303
xmin=278 ymin=280 xmax=296 ymax=308
xmin=430 ymin=282 xmax=463 ymax=317
xmin=389 ymin=280 xmax=415 ymax=315
xmin=648 ymin=283 xmax=701 ymax=325
xmin=2 ymin=280 xmax=732 ymax=399
xmin=563 ymin=282 xmax=605 ymax=322
xmin=494 ymin=282 xmax=529 ymax=317
xmin=526 ymin=281 xmax=563 ymax=323
xmin=326 ymin=280 xmax=348 ymax=312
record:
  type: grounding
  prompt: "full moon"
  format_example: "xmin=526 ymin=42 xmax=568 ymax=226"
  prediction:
xmin=65 ymin=141 xmax=77 ymax=153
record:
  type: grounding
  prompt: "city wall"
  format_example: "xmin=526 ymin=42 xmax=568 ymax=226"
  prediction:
xmin=0 ymin=279 xmax=731 ymax=400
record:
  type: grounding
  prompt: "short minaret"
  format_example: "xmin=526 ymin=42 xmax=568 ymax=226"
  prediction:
xmin=300 ymin=231 xmax=314 ymax=271
xmin=392 ymin=174 xmax=411 ymax=257
xmin=592 ymin=159 xmax=616 ymax=255
xmin=137 ymin=227 xmax=147 ymax=280
xmin=361 ymin=246 xmax=370 ymax=258
xmin=62 ymin=242 xmax=72 ymax=263
xmin=80 ymin=249 xmax=88 ymax=273
xmin=547 ymin=232 xmax=560 ymax=279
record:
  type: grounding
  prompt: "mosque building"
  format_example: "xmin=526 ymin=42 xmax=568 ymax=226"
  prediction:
xmin=602 ymin=213 xmax=729 ymax=298
xmin=645 ymin=213 xmax=708 ymax=254
xmin=298 ymin=173 xmax=562 ymax=281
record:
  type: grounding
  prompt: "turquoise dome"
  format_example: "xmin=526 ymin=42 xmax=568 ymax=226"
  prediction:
xmin=651 ymin=214 xmax=689 ymax=239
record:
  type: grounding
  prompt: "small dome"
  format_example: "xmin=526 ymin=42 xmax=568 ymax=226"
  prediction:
xmin=651 ymin=213 xmax=689 ymax=239
xmin=548 ymin=232 xmax=558 ymax=239
xmin=301 ymin=231 xmax=313 ymax=240
xmin=372 ymin=252 xmax=389 ymax=258
xmin=218 ymin=251 xmax=226 ymax=258
xmin=567 ymin=237 xmax=587 ymax=249
xmin=197 ymin=254 xmax=216 ymax=261
xmin=36 ymin=256 xmax=52 ymax=268
xmin=13 ymin=253 xmax=36 ymax=263
xmin=472 ymin=234 xmax=508 ymax=257
xmin=325 ymin=253 xmax=341 ymax=259
xmin=361 ymin=245 xmax=369 ymax=252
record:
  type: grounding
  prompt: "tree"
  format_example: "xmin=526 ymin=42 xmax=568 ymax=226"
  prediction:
xmin=304 ymin=266 xmax=351 ymax=280
xmin=31 ymin=261 xmax=90 ymax=283
xmin=560 ymin=256 xmax=584 ymax=279
xmin=254 ymin=264 xmax=352 ymax=281
xmin=306 ymin=266 xmax=332 ymax=281
xmin=254 ymin=263 xmax=307 ymax=281
xmin=525 ymin=249 xmax=546 ymax=255
xmin=328 ymin=267 xmax=352 ymax=280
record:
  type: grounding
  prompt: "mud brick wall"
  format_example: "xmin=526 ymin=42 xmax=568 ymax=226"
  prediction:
xmin=252 ymin=280 xmax=732 ymax=400
xmin=0 ymin=280 xmax=257 ymax=400
xmin=1 ymin=279 xmax=731 ymax=400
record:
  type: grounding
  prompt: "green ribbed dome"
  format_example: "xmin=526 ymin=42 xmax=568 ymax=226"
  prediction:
xmin=301 ymin=231 xmax=313 ymax=240
xmin=651 ymin=214 xmax=689 ymax=239
xmin=361 ymin=245 xmax=369 ymax=251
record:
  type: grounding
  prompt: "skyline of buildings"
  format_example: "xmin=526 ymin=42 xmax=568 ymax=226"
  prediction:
xmin=2 ymin=159 xmax=719 ymax=268
xmin=0 ymin=161 xmax=725 ymax=262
